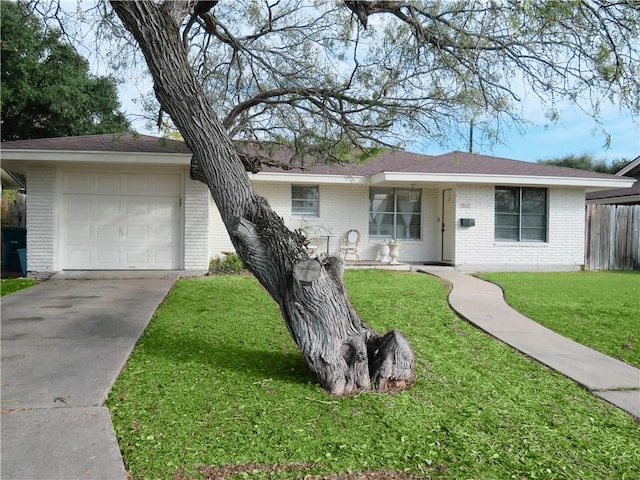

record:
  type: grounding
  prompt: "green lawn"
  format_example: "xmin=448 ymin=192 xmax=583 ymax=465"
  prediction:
xmin=0 ymin=277 xmax=35 ymax=296
xmin=107 ymin=271 xmax=640 ymax=480
xmin=477 ymin=271 xmax=640 ymax=368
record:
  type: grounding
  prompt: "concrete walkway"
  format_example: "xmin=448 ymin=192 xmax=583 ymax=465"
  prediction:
xmin=1 ymin=271 xmax=179 ymax=480
xmin=415 ymin=266 xmax=640 ymax=419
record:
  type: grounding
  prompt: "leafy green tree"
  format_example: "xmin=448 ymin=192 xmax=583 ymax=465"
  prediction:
xmin=0 ymin=1 xmax=130 ymax=141
xmin=538 ymin=154 xmax=632 ymax=174
xmin=27 ymin=0 xmax=639 ymax=396
xmin=106 ymin=1 xmax=639 ymax=396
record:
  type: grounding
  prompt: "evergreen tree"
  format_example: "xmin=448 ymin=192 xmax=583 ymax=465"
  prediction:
xmin=0 ymin=1 xmax=130 ymax=141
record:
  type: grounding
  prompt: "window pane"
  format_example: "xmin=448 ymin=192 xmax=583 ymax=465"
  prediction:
xmin=369 ymin=188 xmax=394 ymax=238
xmin=369 ymin=188 xmax=394 ymax=213
xmin=396 ymin=189 xmax=421 ymax=239
xmin=369 ymin=187 xmax=421 ymax=239
xmin=292 ymin=185 xmax=319 ymax=215
xmin=396 ymin=213 xmax=421 ymax=239
xmin=522 ymin=214 xmax=545 ymax=228
xmin=495 ymin=187 xmax=519 ymax=214
xmin=495 ymin=214 xmax=519 ymax=241
xmin=495 ymin=187 xmax=547 ymax=242
xmin=522 ymin=189 xmax=546 ymax=214
xmin=522 ymin=227 xmax=546 ymax=241
xmin=369 ymin=212 xmax=394 ymax=238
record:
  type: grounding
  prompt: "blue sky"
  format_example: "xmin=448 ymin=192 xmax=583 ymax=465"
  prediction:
xmin=415 ymin=105 xmax=639 ymax=163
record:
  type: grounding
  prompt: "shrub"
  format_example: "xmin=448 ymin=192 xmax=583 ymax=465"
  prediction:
xmin=208 ymin=252 xmax=246 ymax=275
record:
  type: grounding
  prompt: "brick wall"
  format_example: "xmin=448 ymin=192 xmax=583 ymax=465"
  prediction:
xmin=183 ymin=178 xmax=210 ymax=270
xmin=454 ymin=185 xmax=586 ymax=271
xmin=209 ymin=182 xmax=440 ymax=263
xmin=25 ymin=165 xmax=57 ymax=272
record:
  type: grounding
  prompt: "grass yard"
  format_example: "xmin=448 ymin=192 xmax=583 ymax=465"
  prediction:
xmin=107 ymin=271 xmax=640 ymax=480
xmin=0 ymin=277 xmax=35 ymax=296
xmin=478 ymin=271 xmax=640 ymax=368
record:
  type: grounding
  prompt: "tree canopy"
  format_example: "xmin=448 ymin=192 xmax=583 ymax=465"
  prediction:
xmin=538 ymin=153 xmax=631 ymax=174
xmin=144 ymin=0 xmax=639 ymax=164
xmin=20 ymin=0 xmax=640 ymax=396
xmin=0 ymin=0 xmax=130 ymax=141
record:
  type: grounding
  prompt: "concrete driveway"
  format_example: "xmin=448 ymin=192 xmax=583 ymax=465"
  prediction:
xmin=1 ymin=271 xmax=179 ymax=480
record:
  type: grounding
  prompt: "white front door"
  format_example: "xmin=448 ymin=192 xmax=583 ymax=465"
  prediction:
xmin=62 ymin=172 xmax=182 ymax=269
xmin=441 ymin=189 xmax=454 ymax=263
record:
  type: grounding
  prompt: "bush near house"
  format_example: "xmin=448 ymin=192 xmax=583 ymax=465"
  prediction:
xmin=208 ymin=252 xmax=247 ymax=275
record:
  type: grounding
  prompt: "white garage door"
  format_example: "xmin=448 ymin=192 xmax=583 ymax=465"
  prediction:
xmin=62 ymin=172 xmax=182 ymax=270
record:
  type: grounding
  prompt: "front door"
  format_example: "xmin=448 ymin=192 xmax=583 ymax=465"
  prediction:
xmin=441 ymin=189 xmax=454 ymax=263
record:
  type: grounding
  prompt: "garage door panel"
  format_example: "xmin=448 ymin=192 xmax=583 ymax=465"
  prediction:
xmin=64 ymin=172 xmax=94 ymax=192
xmin=97 ymin=250 xmax=121 ymax=265
xmin=62 ymin=173 xmax=182 ymax=269
xmin=67 ymin=224 xmax=92 ymax=240
xmin=125 ymin=249 xmax=150 ymax=264
xmin=125 ymin=225 xmax=149 ymax=241
xmin=97 ymin=199 xmax=120 ymax=216
xmin=154 ymin=175 xmax=181 ymax=195
xmin=96 ymin=225 xmax=119 ymax=240
xmin=96 ymin=174 xmax=121 ymax=192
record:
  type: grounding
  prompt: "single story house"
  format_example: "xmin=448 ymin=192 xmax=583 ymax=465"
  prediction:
xmin=1 ymin=134 xmax=635 ymax=274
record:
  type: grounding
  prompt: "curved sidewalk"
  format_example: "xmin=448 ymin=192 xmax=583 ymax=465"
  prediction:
xmin=415 ymin=266 xmax=640 ymax=419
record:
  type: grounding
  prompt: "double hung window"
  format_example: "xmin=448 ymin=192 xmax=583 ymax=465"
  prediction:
xmin=369 ymin=187 xmax=421 ymax=240
xmin=291 ymin=185 xmax=319 ymax=216
xmin=495 ymin=187 xmax=547 ymax=242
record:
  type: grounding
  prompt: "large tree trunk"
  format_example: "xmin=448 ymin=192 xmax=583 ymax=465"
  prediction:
xmin=110 ymin=0 xmax=414 ymax=396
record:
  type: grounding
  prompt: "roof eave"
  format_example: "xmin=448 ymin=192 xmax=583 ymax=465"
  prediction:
xmin=373 ymin=172 xmax=636 ymax=189
xmin=0 ymin=149 xmax=193 ymax=172
xmin=250 ymin=171 xmax=369 ymax=185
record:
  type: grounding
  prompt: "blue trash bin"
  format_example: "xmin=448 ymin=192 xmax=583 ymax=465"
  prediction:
xmin=17 ymin=248 xmax=27 ymax=276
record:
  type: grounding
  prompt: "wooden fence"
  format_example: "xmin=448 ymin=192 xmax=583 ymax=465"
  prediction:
xmin=1 ymin=192 xmax=26 ymax=228
xmin=585 ymin=204 xmax=640 ymax=270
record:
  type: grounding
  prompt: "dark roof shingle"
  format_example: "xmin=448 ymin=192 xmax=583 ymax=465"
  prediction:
xmin=1 ymin=134 xmax=623 ymax=180
xmin=1 ymin=133 xmax=191 ymax=154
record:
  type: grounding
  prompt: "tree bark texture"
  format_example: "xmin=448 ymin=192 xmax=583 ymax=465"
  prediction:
xmin=110 ymin=0 xmax=414 ymax=396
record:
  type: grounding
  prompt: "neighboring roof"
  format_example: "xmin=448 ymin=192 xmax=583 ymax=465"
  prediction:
xmin=586 ymin=155 xmax=640 ymax=204
xmin=1 ymin=169 xmax=26 ymax=189
xmin=0 ymin=133 xmax=191 ymax=154
xmin=614 ymin=155 xmax=640 ymax=177
xmin=1 ymin=134 xmax=633 ymax=191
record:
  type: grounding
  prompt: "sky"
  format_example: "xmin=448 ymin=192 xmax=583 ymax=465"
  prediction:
xmin=438 ymin=103 xmax=640 ymax=163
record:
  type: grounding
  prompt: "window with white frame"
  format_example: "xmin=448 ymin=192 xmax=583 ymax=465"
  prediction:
xmin=495 ymin=187 xmax=547 ymax=242
xmin=369 ymin=187 xmax=421 ymax=240
xmin=291 ymin=185 xmax=319 ymax=216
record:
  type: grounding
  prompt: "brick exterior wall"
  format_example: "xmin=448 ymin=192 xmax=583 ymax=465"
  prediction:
xmin=208 ymin=182 xmax=588 ymax=271
xmin=22 ymin=166 xmax=588 ymax=273
xmin=453 ymin=185 xmax=586 ymax=271
xmin=183 ymin=178 xmax=210 ymax=270
xmin=209 ymin=182 xmax=440 ymax=263
xmin=25 ymin=165 xmax=58 ymax=272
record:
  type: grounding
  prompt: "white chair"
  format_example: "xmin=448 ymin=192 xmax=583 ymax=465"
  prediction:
xmin=339 ymin=229 xmax=361 ymax=261
xmin=300 ymin=228 xmax=319 ymax=257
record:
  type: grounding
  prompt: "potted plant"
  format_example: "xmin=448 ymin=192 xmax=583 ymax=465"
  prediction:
xmin=387 ymin=239 xmax=401 ymax=264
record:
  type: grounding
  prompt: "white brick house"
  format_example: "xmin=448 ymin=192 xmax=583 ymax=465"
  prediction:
xmin=1 ymin=134 xmax=634 ymax=274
